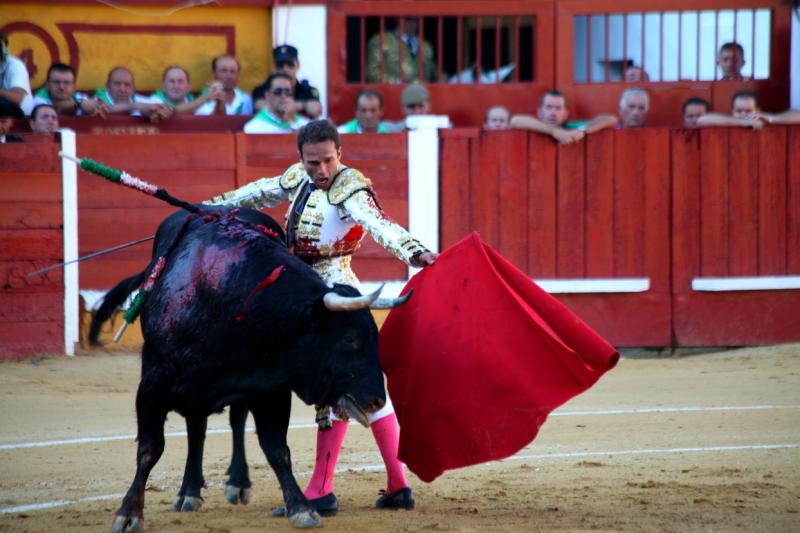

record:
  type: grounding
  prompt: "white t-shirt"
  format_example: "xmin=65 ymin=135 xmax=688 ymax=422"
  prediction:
xmin=243 ymin=108 xmax=309 ymax=134
xmin=1 ymin=55 xmax=33 ymax=115
xmin=194 ymin=87 xmax=252 ymax=116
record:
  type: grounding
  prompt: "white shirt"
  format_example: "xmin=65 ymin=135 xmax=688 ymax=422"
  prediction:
xmin=194 ymin=87 xmax=253 ymax=116
xmin=1 ymin=55 xmax=33 ymax=115
xmin=243 ymin=108 xmax=309 ymax=134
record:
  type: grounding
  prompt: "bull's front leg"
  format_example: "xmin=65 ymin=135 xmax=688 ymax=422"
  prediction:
xmin=173 ymin=414 xmax=207 ymax=511
xmin=112 ymin=370 xmax=168 ymax=533
xmin=249 ymin=391 xmax=320 ymax=529
xmin=224 ymin=400 xmax=253 ymax=505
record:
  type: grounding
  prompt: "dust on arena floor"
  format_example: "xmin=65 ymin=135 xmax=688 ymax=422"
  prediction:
xmin=0 ymin=343 xmax=798 ymax=532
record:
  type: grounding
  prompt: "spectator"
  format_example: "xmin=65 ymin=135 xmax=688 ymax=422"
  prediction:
xmin=484 ymin=105 xmax=510 ymax=130
xmin=619 ymin=88 xmax=649 ymax=128
xmin=338 ymin=88 xmax=392 ymax=134
xmin=243 ymin=72 xmax=309 ymax=134
xmin=624 ymin=66 xmax=650 ymax=82
xmin=697 ymin=91 xmax=800 ymax=129
xmin=33 ymin=63 xmax=105 ymax=117
xmin=29 ymin=103 xmax=59 ymax=135
xmin=0 ymin=96 xmax=24 ymax=142
xmin=95 ymin=66 xmax=172 ymax=122
xmin=385 ymin=82 xmax=432 ymax=132
xmin=510 ymin=90 xmax=617 ymax=143
xmin=195 ymin=54 xmax=253 ymax=116
xmin=717 ymin=42 xmax=746 ymax=80
xmin=682 ymin=97 xmax=710 ymax=128
xmin=366 ymin=17 xmax=436 ymax=83
xmin=150 ymin=65 xmax=221 ymax=114
xmin=253 ymin=45 xmax=321 ymax=119
xmin=0 ymin=32 xmax=33 ymax=115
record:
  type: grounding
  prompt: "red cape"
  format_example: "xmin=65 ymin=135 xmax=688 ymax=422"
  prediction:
xmin=379 ymin=232 xmax=619 ymax=482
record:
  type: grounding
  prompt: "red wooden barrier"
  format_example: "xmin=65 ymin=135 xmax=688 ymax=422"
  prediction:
xmin=0 ymin=142 xmax=64 ymax=359
xmin=441 ymin=128 xmax=671 ymax=346
xmin=671 ymin=127 xmax=800 ymax=346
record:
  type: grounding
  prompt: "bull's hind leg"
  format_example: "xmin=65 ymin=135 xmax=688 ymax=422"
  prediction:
xmin=112 ymin=369 xmax=168 ymax=533
xmin=173 ymin=415 xmax=207 ymax=511
xmin=224 ymin=401 xmax=253 ymax=505
xmin=249 ymin=391 xmax=321 ymax=528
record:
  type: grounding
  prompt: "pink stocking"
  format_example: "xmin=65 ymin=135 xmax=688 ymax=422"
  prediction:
xmin=370 ymin=413 xmax=408 ymax=493
xmin=303 ymin=420 xmax=348 ymax=499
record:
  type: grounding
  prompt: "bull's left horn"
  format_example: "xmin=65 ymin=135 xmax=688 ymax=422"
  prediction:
xmin=370 ymin=289 xmax=414 ymax=309
xmin=323 ymin=284 xmax=384 ymax=311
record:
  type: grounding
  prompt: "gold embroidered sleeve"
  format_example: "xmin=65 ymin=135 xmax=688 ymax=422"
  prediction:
xmin=203 ymin=176 xmax=287 ymax=209
xmin=344 ymin=190 xmax=429 ymax=264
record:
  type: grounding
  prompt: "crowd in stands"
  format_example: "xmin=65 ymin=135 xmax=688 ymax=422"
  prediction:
xmin=1 ymin=31 xmax=798 ymax=144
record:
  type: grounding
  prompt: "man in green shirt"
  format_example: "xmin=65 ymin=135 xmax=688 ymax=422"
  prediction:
xmin=510 ymin=90 xmax=617 ymax=144
xmin=337 ymin=88 xmax=392 ymax=134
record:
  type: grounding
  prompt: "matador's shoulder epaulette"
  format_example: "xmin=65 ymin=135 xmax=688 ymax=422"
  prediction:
xmin=279 ymin=162 xmax=306 ymax=190
xmin=327 ymin=167 xmax=374 ymax=205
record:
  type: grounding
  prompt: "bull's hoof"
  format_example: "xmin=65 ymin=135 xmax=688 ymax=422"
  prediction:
xmin=288 ymin=509 xmax=322 ymax=528
xmin=225 ymin=484 xmax=252 ymax=505
xmin=172 ymin=495 xmax=203 ymax=512
xmin=111 ymin=515 xmax=143 ymax=533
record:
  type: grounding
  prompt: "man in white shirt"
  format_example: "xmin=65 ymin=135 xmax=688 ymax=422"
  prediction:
xmin=194 ymin=54 xmax=253 ymax=116
xmin=95 ymin=66 xmax=171 ymax=122
xmin=0 ymin=32 xmax=33 ymax=115
xmin=243 ymin=72 xmax=308 ymax=133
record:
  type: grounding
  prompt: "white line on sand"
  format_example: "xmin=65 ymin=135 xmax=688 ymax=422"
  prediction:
xmin=1 ymin=442 xmax=797 ymax=515
xmin=2 ymin=405 xmax=798 ymax=450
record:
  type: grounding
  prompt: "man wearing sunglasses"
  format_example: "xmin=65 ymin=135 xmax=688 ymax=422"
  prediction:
xmin=244 ymin=72 xmax=310 ymax=134
xmin=252 ymin=45 xmax=322 ymax=119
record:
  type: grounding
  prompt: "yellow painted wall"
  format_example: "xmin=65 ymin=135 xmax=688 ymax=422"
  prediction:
xmin=0 ymin=3 xmax=272 ymax=94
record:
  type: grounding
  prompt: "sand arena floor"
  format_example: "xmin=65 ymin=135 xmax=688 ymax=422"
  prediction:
xmin=0 ymin=344 xmax=798 ymax=532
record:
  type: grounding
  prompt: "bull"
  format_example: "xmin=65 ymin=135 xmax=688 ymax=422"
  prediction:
xmin=90 ymin=206 xmax=389 ymax=531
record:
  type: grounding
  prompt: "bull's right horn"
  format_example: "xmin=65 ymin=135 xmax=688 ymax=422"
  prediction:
xmin=323 ymin=283 xmax=384 ymax=311
xmin=370 ymin=289 xmax=414 ymax=309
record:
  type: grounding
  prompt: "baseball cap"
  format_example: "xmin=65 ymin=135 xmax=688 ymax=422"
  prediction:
xmin=401 ymin=83 xmax=429 ymax=106
xmin=273 ymin=45 xmax=299 ymax=62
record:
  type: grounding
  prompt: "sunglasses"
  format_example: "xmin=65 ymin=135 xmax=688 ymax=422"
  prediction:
xmin=276 ymin=60 xmax=297 ymax=69
xmin=271 ymin=88 xmax=294 ymax=97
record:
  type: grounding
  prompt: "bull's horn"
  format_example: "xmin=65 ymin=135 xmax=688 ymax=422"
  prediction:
xmin=370 ymin=289 xmax=414 ymax=309
xmin=323 ymin=284 xmax=384 ymax=311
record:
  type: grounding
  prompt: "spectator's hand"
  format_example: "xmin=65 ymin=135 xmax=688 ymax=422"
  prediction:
xmin=750 ymin=112 xmax=774 ymax=125
xmin=143 ymin=104 xmax=172 ymax=123
xmin=303 ymin=100 xmax=323 ymax=118
xmin=208 ymin=81 xmax=225 ymax=101
xmin=552 ymin=128 xmax=584 ymax=145
xmin=81 ymin=98 xmax=107 ymax=118
xmin=745 ymin=117 xmax=763 ymax=130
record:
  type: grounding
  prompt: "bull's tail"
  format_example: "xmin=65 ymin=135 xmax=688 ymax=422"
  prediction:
xmin=88 ymin=271 xmax=147 ymax=345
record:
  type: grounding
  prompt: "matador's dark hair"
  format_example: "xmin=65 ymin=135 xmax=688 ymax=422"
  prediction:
xmin=297 ymin=119 xmax=341 ymax=154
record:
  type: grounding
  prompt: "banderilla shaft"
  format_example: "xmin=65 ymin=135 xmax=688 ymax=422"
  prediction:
xmin=27 ymin=235 xmax=155 ymax=277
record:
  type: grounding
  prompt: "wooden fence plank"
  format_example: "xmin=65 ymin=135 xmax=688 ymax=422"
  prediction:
xmin=470 ymin=134 xmax=500 ymax=247
xmin=788 ymin=128 xmax=800 ymax=273
xmin=77 ymin=134 xmax=237 ymax=170
xmin=0 ymin=203 xmax=62 ymax=230
xmin=556 ymin=142 xmax=585 ymax=277
xmin=497 ymin=131 xmax=529 ymax=270
xmin=643 ymin=129 xmax=671 ymax=291
xmin=440 ymin=136 xmax=472 ymax=249
xmin=727 ymin=129 xmax=759 ymax=276
xmin=613 ymin=129 xmax=645 ymax=277
xmin=0 ymin=173 xmax=63 ymax=203
xmin=670 ymin=130 xmax=701 ymax=291
xmin=527 ymin=134 xmax=557 ymax=277
xmin=757 ymin=127 xmax=788 ymax=275
xmin=0 ymin=230 xmax=62 ymax=261
xmin=699 ymin=128 xmax=729 ymax=276
xmin=584 ymin=129 xmax=615 ymax=278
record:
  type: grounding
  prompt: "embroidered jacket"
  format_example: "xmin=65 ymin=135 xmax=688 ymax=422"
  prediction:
xmin=206 ymin=163 xmax=428 ymax=287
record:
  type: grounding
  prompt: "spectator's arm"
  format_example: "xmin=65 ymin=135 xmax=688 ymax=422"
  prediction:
xmin=510 ymin=114 xmax=584 ymax=144
xmin=584 ymin=114 xmax=618 ymax=134
xmin=78 ymin=98 xmax=107 ymax=117
xmin=300 ymin=100 xmax=322 ymax=119
xmin=759 ymin=110 xmax=800 ymax=125
xmin=696 ymin=113 xmax=762 ymax=130
xmin=0 ymin=87 xmax=26 ymax=107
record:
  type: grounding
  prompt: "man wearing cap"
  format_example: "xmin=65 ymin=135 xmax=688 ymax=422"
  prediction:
xmin=386 ymin=82 xmax=431 ymax=132
xmin=0 ymin=96 xmax=24 ymax=143
xmin=253 ymin=45 xmax=321 ymax=119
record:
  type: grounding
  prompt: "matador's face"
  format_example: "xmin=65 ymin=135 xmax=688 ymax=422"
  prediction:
xmin=301 ymin=140 xmax=342 ymax=190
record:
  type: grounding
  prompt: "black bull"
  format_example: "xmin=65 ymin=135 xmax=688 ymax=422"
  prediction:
xmin=90 ymin=207 xmax=388 ymax=531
